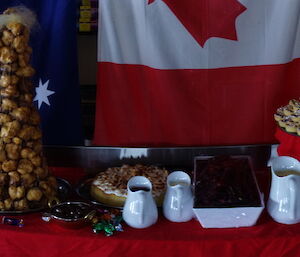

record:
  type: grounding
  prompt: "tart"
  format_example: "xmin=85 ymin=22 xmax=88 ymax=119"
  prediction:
xmin=289 ymin=99 xmax=300 ymax=111
xmin=275 ymin=98 xmax=300 ymax=135
xmin=90 ymin=164 xmax=168 ymax=207
xmin=283 ymin=105 xmax=294 ymax=116
xmin=285 ymin=121 xmax=298 ymax=133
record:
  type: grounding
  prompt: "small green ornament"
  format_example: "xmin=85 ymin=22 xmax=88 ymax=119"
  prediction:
xmin=93 ymin=222 xmax=105 ymax=234
xmin=103 ymin=223 xmax=115 ymax=236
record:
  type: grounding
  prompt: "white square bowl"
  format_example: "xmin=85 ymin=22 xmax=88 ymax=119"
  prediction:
xmin=192 ymin=156 xmax=265 ymax=228
xmin=193 ymin=194 xmax=264 ymax=228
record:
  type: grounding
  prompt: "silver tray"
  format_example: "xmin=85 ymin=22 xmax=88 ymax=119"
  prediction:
xmin=0 ymin=177 xmax=72 ymax=215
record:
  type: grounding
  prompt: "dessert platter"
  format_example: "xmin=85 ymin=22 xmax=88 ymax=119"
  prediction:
xmin=192 ymin=155 xmax=264 ymax=228
xmin=76 ymin=177 xmax=114 ymax=207
xmin=274 ymin=98 xmax=300 ymax=135
xmin=274 ymin=98 xmax=300 ymax=160
xmin=0 ymin=177 xmax=71 ymax=214
xmin=193 ymin=155 xmax=262 ymax=208
xmin=0 ymin=7 xmax=59 ymax=214
xmin=77 ymin=164 xmax=169 ymax=208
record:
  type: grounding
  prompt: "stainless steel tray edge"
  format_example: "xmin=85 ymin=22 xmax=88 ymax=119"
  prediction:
xmin=43 ymin=144 xmax=272 ymax=171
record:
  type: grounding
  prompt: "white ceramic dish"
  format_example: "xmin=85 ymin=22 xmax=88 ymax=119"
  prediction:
xmin=192 ymin=155 xmax=264 ymax=228
xmin=193 ymin=195 xmax=264 ymax=228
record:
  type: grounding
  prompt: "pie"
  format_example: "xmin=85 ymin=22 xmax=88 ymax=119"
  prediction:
xmin=90 ymin=164 xmax=168 ymax=207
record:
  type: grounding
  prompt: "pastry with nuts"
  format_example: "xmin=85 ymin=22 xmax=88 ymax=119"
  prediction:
xmin=0 ymin=7 xmax=57 ymax=212
xmin=274 ymin=98 xmax=300 ymax=135
xmin=90 ymin=164 xmax=168 ymax=207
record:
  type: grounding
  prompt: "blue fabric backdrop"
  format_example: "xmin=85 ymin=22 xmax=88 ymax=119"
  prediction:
xmin=0 ymin=0 xmax=83 ymax=146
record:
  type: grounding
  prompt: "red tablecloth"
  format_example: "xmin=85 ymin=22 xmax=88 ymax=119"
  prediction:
xmin=0 ymin=168 xmax=299 ymax=257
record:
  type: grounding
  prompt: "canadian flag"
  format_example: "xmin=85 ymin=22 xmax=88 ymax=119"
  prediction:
xmin=94 ymin=0 xmax=300 ymax=146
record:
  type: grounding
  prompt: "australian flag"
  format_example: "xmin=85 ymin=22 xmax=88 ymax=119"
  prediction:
xmin=0 ymin=0 xmax=84 ymax=146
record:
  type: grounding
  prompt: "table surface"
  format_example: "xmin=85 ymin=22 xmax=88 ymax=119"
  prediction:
xmin=0 ymin=166 xmax=299 ymax=257
xmin=1 ymin=211 xmax=300 ymax=257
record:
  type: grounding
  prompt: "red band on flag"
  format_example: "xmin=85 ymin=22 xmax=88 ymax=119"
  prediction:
xmin=94 ymin=59 xmax=300 ymax=146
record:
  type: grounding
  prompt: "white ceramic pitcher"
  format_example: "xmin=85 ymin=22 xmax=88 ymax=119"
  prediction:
xmin=163 ymin=171 xmax=194 ymax=222
xmin=267 ymin=156 xmax=300 ymax=224
xmin=122 ymin=176 xmax=158 ymax=228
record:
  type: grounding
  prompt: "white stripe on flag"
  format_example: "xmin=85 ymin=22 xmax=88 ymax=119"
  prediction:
xmin=98 ymin=0 xmax=300 ymax=69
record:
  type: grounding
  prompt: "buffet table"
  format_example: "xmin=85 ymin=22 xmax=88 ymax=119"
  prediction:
xmin=1 ymin=145 xmax=300 ymax=257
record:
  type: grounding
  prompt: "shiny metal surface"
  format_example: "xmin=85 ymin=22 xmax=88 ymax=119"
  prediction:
xmin=44 ymin=144 xmax=272 ymax=171
xmin=42 ymin=201 xmax=94 ymax=229
xmin=0 ymin=178 xmax=71 ymax=215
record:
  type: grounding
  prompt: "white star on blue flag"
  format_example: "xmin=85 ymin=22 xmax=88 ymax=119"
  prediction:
xmin=34 ymin=79 xmax=55 ymax=109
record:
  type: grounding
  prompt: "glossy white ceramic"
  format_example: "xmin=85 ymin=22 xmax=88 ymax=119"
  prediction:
xmin=267 ymin=156 xmax=300 ymax=224
xmin=122 ymin=176 xmax=158 ymax=229
xmin=163 ymin=171 xmax=194 ymax=222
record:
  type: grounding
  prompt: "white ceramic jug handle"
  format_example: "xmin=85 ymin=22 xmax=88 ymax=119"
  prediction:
xmin=176 ymin=186 xmax=184 ymax=218
xmin=289 ymin=177 xmax=297 ymax=220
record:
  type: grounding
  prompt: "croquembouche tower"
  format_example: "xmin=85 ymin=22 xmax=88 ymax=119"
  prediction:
xmin=0 ymin=7 xmax=57 ymax=211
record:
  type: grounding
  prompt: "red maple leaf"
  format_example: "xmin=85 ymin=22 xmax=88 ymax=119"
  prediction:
xmin=148 ymin=0 xmax=246 ymax=47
